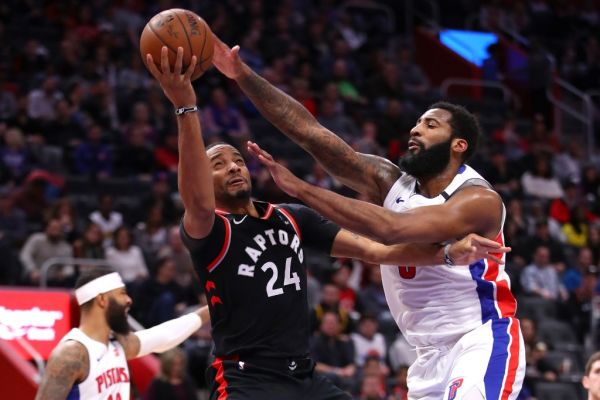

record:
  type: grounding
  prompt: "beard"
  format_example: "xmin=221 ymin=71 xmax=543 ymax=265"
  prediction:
xmin=106 ymin=297 xmax=130 ymax=335
xmin=399 ymin=138 xmax=452 ymax=179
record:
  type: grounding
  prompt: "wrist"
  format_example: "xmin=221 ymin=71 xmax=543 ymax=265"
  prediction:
xmin=444 ymin=243 xmax=456 ymax=266
xmin=236 ymin=64 xmax=252 ymax=81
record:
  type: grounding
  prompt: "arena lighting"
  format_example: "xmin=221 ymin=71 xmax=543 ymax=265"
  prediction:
xmin=439 ymin=29 xmax=499 ymax=67
xmin=0 ymin=289 xmax=74 ymax=360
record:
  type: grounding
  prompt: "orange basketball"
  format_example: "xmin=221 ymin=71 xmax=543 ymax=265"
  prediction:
xmin=140 ymin=8 xmax=214 ymax=81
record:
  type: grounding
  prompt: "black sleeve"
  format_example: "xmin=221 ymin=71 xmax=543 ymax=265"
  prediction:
xmin=179 ymin=214 xmax=226 ymax=255
xmin=279 ymin=203 xmax=341 ymax=255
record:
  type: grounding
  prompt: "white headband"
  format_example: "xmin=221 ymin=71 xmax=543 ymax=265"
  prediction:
xmin=75 ymin=272 xmax=125 ymax=305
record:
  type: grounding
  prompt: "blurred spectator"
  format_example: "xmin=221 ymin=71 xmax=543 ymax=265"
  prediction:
xmin=395 ymin=47 xmax=431 ymax=99
xmin=143 ymin=348 xmax=198 ymax=400
xmin=351 ymin=314 xmax=386 ymax=368
xmin=317 ymin=99 xmax=359 ymax=142
xmin=388 ymin=365 xmax=409 ymax=400
xmin=105 ymin=226 xmax=148 ymax=287
xmin=357 ymin=374 xmax=387 ymax=400
xmin=1 ymin=127 xmax=31 ymax=184
xmin=521 ymin=155 xmax=564 ymax=199
xmin=201 ymin=87 xmax=250 ymax=146
xmin=357 ymin=264 xmax=391 ymax=326
xmin=74 ymin=124 xmax=113 ymax=178
xmin=134 ymin=203 xmax=168 ymax=266
xmin=290 ymin=78 xmax=317 ymax=116
xmin=331 ymin=260 xmax=357 ymax=312
xmin=46 ymin=197 xmax=81 ymax=243
xmin=582 ymin=165 xmax=600 ymax=202
xmin=491 ymin=115 xmax=525 ymax=161
xmin=0 ymin=78 xmax=17 ymax=120
xmin=352 ymin=121 xmax=385 ymax=157
xmin=19 ymin=218 xmax=73 ymax=286
xmin=72 ymin=222 xmax=104 ymax=259
xmin=589 ymin=225 xmax=600 ymax=265
xmin=520 ymin=245 xmax=568 ymax=301
xmin=388 ymin=334 xmax=417 ymax=373
xmin=132 ymin=256 xmax=194 ymax=327
xmin=117 ymin=124 xmax=155 ymax=177
xmin=89 ymin=193 xmax=123 ymax=244
xmin=13 ymin=171 xmax=63 ymax=227
xmin=549 ymin=181 xmax=580 ymax=224
xmin=45 ymin=99 xmax=85 ymax=147
xmin=27 ymin=76 xmax=63 ymax=122
xmin=0 ymin=188 xmax=27 ymax=246
xmin=141 ymin=173 xmax=177 ymax=226
xmin=482 ymin=43 xmax=504 ymax=83
xmin=553 ymin=142 xmax=583 ymax=184
xmin=154 ymin=132 xmax=178 ymax=173
xmin=310 ymin=311 xmax=356 ymax=390
xmin=485 ymin=150 xmax=521 ymax=198
xmin=121 ymin=102 xmax=157 ymax=145
xmin=311 ymin=283 xmax=352 ymax=333
xmin=157 ymin=226 xmax=194 ymax=288
xmin=562 ymin=205 xmax=590 ymax=247
xmin=305 ymin=162 xmax=334 ymax=191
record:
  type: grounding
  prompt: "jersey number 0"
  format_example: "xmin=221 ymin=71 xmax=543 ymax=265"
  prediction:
xmin=398 ymin=265 xmax=416 ymax=279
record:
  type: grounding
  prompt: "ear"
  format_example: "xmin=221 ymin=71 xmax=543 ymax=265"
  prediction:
xmin=452 ymin=137 xmax=468 ymax=156
xmin=95 ymin=293 xmax=108 ymax=309
xmin=583 ymin=375 xmax=590 ymax=390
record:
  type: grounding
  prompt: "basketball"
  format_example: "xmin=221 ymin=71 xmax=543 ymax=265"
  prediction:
xmin=140 ymin=8 xmax=214 ymax=81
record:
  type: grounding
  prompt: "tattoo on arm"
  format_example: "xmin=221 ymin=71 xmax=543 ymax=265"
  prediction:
xmin=238 ymin=69 xmax=400 ymax=199
xmin=36 ymin=342 xmax=88 ymax=400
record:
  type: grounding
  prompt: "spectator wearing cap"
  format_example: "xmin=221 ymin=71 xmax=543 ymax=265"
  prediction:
xmin=351 ymin=314 xmax=387 ymax=368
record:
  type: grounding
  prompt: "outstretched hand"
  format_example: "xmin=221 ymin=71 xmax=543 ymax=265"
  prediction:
xmin=449 ymin=233 xmax=511 ymax=265
xmin=247 ymin=141 xmax=302 ymax=197
xmin=211 ymin=35 xmax=244 ymax=79
xmin=145 ymin=46 xmax=197 ymax=107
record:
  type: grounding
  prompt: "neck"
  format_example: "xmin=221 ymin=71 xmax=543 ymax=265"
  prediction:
xmin=217 ymin=199 xmax=260 ymax=217
xmin=416 ymin=162 xmax=462 ymax=198
xmin=79 ymin=311 xmax=111 ymax=345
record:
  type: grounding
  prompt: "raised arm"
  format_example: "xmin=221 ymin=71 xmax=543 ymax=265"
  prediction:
xmin=211 ymin=36 xmax=399 ymax=203
xmin=146 ymin=47 xmax=215 ymax=239
xmin=35 ymin=341 xmax=88 ymax=400
xmin=249 ymin=142 xmax=503 ymax=244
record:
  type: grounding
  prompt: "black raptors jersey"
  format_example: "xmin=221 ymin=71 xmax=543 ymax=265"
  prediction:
xmin=181 ymin=201 xmax=340 ymax=358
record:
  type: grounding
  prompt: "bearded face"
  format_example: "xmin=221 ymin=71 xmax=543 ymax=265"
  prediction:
xmin=106 ymin=295 xmax=130 ymax=335
xmin=399 ymin=137 xmax=452 ymax=179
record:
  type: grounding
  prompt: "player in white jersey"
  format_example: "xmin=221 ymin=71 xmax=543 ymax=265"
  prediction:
xmin=35 ymin=268 xmax=210 ymax=400
xmin=207 ymin=38 xmax=524 ymax=400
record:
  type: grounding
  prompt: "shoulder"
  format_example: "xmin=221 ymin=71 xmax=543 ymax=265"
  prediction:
xmin=48 ymin=340 xmax=90 ymax=380
xmin=447 ymin=185 xmax=502 ymax=207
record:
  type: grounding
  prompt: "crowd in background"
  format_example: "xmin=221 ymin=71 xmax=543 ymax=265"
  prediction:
xmin=1 ymin=1 xmax=600 ymax=399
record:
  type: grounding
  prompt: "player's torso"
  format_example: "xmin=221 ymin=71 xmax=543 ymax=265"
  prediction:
xmin=381 ymin=166 xmax=513 ymax=348
xmin=61 ymin=328 xmax=130 ymax=400
xmin=195 ymin=203 xmax=309 ymax=357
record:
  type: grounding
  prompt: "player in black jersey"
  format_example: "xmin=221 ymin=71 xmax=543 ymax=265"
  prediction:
xmin=145 ymin=47 xmax=510 ymax=400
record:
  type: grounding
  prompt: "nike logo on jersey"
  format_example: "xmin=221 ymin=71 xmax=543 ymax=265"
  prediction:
xmin=288 ymin=361 xmax=297 ymax=371
xmin=232 ymin=216 xmax=248 ymax=225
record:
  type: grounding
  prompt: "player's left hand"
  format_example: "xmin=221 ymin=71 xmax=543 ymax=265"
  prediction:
xmin=247 ymin=141 xmax=302 ymax=197
xmin=449 ymin=233 xmax=511 ymax=265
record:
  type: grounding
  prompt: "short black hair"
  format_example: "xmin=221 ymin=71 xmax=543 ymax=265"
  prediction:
xmin=206 ymin=141 xmax=236 ymax=152
xmin=74 ymin=267 xmax=116 ymax=290
xmin=428 ymin=102 xmax=481 ymax=162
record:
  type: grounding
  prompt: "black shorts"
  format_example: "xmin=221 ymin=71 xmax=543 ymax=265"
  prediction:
xmin=206 ymin=356 xmax=351 ymax=400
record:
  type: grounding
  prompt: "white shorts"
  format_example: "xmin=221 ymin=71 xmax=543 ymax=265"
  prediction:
xmin=407 ymin=317 xmax=525 ymax=400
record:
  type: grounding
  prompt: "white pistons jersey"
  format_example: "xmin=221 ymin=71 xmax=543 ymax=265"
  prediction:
xmin=381 ymin=165 xmax=517 ymax=348
xmin=61 ymin=328 xmax=130 ymax=400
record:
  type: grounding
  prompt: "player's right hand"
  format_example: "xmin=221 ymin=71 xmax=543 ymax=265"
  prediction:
xmin=449 ymin=233 xmax=511 ymax=265
xmin=146 ymin=46 xmax=197 ymax=108
xmin=211 ymin=35 xmax=244 ymax=80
